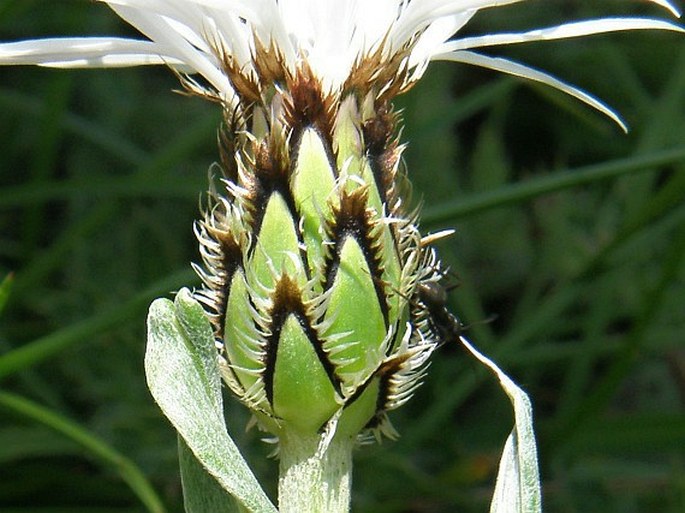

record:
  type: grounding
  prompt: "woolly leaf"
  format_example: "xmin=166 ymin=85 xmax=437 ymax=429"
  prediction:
xmin=179 ymin=437 xmax=244 ymax=513
xmin=145 ymin=289 xmax=276 ymax=513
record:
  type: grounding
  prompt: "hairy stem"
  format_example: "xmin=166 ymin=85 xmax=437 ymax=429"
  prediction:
xmin=278 ymin=432 xmax=354 ymax=513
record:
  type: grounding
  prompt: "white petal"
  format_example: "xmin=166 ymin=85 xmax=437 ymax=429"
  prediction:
xmin=0 ymin=37 xmax=182 ymax=68
xmin=409 ymin=11 xmax=476 ymax=68
xmin=442 ymin=17 xmax=685 ymax=52
xmin=648 ymin=0 xmax=682 ymax=18
xmin=223 ymin=0 xmax=298 ymax=65
xmin=1 ymin=0 xmax=681 ymax=102
xmin=436 ymin=50 xmax=628 ymax=131
xmin=392 ymin=0 xmax=524 ymax=48
xmin=107 ymin=3 xmax=231 ymax=93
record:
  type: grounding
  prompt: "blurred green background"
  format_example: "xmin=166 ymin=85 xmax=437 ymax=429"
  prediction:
xmin=1 ymin=1 xmax=684 ymax=512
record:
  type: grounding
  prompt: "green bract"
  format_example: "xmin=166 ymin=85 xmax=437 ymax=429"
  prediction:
xmin=194 ymin=68 xmax=442 ymax=441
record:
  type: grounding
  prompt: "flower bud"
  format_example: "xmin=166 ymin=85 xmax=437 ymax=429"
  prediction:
xmin=195 ymin=68 xmax=441 ymax=440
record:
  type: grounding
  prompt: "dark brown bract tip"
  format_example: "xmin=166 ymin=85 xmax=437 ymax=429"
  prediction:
xmin=283 ymin=64 xmax=337 ymax=146
xmin=252 ymin=36 xmax=289 ymax=89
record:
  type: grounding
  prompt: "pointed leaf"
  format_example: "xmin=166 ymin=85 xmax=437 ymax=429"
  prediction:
xmin=173 ymin=288 xmax=223 ymax=411
xmin=145 ymin=289 xmax=277 ymax=513
xmin=179 ymin=436 xmax=244 ymax=513
xmin=458 ymin=336 xmax=542 ymax=513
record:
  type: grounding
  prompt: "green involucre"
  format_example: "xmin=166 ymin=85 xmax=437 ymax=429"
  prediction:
xmin=195 ymin=86 xmax=441 ymax=441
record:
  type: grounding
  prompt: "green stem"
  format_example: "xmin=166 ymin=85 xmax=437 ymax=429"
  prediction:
xmin=278 ymin=433 xmax=354 ymax=513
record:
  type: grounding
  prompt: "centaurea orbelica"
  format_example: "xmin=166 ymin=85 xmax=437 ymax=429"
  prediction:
xmin=2 ymin=1 xmax=682 ymax=511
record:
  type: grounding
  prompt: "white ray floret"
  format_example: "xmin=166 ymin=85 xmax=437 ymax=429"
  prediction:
xmin=0 ymin=1 xmax=682 ymax=125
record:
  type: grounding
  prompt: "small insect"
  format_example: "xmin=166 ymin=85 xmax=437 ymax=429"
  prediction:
xmin=415 ymin=278 xmax=497 ymax=348
xmin=415 ymin=280 xmax=464 ymax=346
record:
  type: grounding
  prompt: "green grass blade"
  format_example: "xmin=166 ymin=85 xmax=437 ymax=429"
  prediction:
xmin=0 ymin=174 xmax=206 ymax=207
xmin=0 ymin=391 xmax=166 ymax=513
xmin=0 ymin=273 xmax=13 ymax=315
xmin=562 ymin=220 xmax=685 ymax=437
xmin=423 ymin=146 xmax=685 ymax=224
xmin=0 ymin=269 xmax=195 ymax=381
xmin=0 ymin=87 xmax=147 ymax=166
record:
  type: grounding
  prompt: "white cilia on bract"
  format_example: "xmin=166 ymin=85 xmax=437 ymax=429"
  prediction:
xmin=2 ymin=1 xmax=682 ymax=512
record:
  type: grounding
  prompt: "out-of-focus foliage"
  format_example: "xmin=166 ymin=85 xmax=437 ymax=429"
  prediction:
xmin=1 ymin=2 xmax=683 ymax=512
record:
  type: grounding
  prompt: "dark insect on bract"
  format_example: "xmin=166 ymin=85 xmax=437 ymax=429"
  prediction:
xmin=415 ymin=280 xmax=464 ymax=346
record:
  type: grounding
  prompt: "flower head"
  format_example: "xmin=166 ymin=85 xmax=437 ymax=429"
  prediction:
xmin=2 ymin=1 xmax=682 ymax=442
